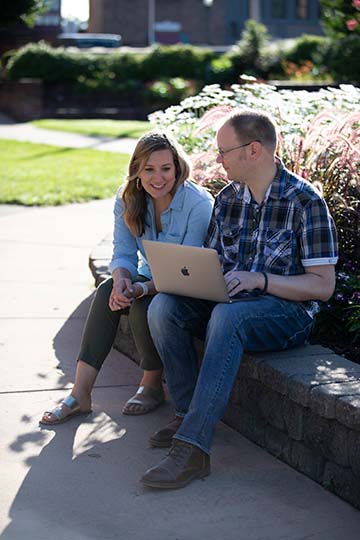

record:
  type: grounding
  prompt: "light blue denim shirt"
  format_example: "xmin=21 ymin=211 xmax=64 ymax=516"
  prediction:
xmin=109 ymin=180 xmax=214 ymax=279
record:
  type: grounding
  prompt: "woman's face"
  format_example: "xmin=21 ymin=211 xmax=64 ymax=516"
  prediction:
xmin=138 ymin=149 xmax=177 ymax=202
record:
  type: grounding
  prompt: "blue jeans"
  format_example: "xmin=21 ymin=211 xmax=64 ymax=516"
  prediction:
xmin=148 ymin=294 xmax=314 ymax=455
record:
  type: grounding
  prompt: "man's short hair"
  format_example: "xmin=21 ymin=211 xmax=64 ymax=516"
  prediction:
xmin=226 ymin=110 xmax=278 ymax=152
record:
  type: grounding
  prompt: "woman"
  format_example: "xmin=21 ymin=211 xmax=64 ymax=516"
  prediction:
xmin=40 ymin=131 xmax=213 ymax=424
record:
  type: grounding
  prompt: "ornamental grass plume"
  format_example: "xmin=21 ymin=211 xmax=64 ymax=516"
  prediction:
xmin=301 ymin=111 xmax=360 ymax=266
xmin=190 ymin=105 xmax=234 ymax=195
xmin=150 ymin=82 xmax=360 ymax=356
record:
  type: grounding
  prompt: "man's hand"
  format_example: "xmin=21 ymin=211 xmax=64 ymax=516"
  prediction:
xmin=224 ymin=270 xmax=264 ymax=297
xmin=225 ymin=265 xmax=336 ymax=302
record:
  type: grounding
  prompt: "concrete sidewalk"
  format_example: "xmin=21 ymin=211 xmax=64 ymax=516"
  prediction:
xmin=1 ymin=202 xmax=360 ymax=539
xmin=0 ymin=113 xmax=137 ymax=154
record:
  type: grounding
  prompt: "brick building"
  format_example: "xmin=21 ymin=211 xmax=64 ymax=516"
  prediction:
xmin=88 ymin=0 xmax=323 ymax=47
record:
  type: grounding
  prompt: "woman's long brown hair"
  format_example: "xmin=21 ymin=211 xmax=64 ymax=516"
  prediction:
xmin=122 ymin=132 xmax=191 ymax=236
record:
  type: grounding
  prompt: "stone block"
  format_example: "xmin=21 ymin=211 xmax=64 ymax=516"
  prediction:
xmin=290 ymin=440 xmax=325 ymax=483
xmin=303 ymin=410 xmax=349 ymax=467
xmin=258 ymin=351 xmax=360 ymax=407
xmin=253 ymin=343 xmax=333 ymax=362
xmin=258 ymin=388 xmax=285 ymax=431
xmin=323 ymin=462 xmax=360 ymax=510
xmin=348 ymin=430 xmax=360 ymax=477
xmin=231 ymin=377 xmax=262 ymax=416
xmin=309 ymin=380 xmax=360 ymax=419
xmin=257 ymin=362 xmax=288 ymax=395
xmin=264 ymin=424 xmax=292 ymax=462
xmin=223 ymin=403 xmax=243 ymax=429
xmin=336 ymin=394 xmax=360 ymax=431
xmin=223 ymin=406 xmax=266 ymax=448
xmin=239 ymin=353 xmax=260 ymax=380
xmin=283 ymin=398 xmax=304 ymax=441
xmin=228 ymin=376 xmax=243 ymax=405
xmin=287 ymin=375 xmax=317 ymax=407
xmin=287 ymin=370 xmax=360 ymax=409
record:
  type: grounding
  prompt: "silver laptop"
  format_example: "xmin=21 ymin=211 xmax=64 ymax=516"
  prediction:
xmin=142 ymin=240 xmax=260 ymax=303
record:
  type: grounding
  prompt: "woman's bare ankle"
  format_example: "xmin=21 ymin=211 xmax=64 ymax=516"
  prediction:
xmin=139 ymin=370 xmax=163 ymax=390
xmin=70 ymin=389 xmax=92 ymax=410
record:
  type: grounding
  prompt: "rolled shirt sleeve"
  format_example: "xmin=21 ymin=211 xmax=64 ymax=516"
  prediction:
xmin=108 ymin=190 xmax=139 ymax=276
xmin=300 ymin=197 xmax=338 ymax=267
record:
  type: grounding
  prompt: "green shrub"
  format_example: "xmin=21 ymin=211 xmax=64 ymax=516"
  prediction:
xmin=273 ymin=34 xmax=333 ymax=81
xmin=282 ymin=34 xmax=331 ymax=65
xmin=325 ymin=35 xmax=360 ymax=82
xmin=272 ymin=33 xmax=360 ymax=83
xmin=5 ymin=42 xmax=105 ymax=82
xmin=4 ymin=42 xmax=215 ymax=86
xmin=207 ymin=55 xmax=235 ymax=85
xmin=142 ymin=77 xmax=195 ymax=107
xmin=140 ymin=45 xmax=215 ymax=81
xmin=226 ymin=20 xmax=275 ymax=79
xmin=108 ymin=52 xmax=144 ymax=81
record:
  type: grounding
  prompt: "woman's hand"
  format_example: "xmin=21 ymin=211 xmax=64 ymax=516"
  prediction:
xmin=109 ymin=277 xmax=135 ymax=311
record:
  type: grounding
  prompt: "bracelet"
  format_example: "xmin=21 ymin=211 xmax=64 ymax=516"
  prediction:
xmin=260 ymin=271 xmax=268 ymax=295
xmin=136 ymin=281 xmax=149 ymax=299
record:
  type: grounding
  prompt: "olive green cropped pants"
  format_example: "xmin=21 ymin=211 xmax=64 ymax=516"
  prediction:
xmin=78 ymin=276 xmax=162 ymax=372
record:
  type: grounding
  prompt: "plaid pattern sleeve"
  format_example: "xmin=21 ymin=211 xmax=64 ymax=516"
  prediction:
xmin=204 ymin=162 xmax=338 ymax=275
xmin=300 ymin=196 xmax=338 ymax=266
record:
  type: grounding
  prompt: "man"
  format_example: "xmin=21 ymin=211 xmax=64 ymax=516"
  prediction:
xmin=141 ymin=110 xmax=338 ymax=489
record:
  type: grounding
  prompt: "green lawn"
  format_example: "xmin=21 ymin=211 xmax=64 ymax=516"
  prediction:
xmin=31 ymin=119 xmax=151 ymax=139
xmin=0 ymin=139 xmax=128 ymax=205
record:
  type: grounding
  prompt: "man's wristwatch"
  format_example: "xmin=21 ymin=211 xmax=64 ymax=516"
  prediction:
xmin=136 ymin=282 xmax=149 ymax=298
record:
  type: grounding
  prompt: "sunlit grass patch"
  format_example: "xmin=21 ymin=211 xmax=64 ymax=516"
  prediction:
xmin=0 ymin=139 xmax=128 ymax=205
xmin=31 ymin=119 xmax=151 ymax=139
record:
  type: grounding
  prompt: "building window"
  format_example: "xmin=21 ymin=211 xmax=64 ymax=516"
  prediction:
xmin=230 ymin=21 xmax=239 ymax=41
xmin=271 ymin=0 xmax=287 ymax=19
xmin=296 ymin=0 xmax=309 ymax=19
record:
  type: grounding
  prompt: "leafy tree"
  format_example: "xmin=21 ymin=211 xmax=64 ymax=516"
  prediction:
xmin=320 ymin=0 xmax=360 ymax=37
xmin=0 ymin=0 xmax=50 ymax=27
xmin=226 ymin=19 xmax=273 ymax=78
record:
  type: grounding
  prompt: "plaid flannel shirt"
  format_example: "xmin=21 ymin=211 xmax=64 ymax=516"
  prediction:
xmin=204 ymin=158 xmax=338 ymax=317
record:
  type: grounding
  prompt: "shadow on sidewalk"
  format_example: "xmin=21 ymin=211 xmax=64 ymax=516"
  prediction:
xmin=3 ymin=408 xmax=174 ymax=539
xmin=2 ymin=293 xmax=174 ymax=539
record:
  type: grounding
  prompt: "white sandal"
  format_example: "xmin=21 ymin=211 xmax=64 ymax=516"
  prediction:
xmin=122 ymin=385 xmax=165 ymax=416
xmin=40 ymin=395 xmax=92 ymax=425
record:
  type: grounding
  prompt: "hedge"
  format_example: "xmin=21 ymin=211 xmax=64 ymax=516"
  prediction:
xmin=3 ymin=35 xmax=360 ymax=88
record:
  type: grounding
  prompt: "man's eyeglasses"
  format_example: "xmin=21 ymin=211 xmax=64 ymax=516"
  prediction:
xmin=217 ymin=140 xmax=261 ymax=158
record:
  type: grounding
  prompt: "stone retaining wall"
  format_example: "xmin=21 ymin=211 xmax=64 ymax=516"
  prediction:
xmin=114 ymin=316 xmax=360 ymax=509
xmin=0 ymin=79 xmax=154 ymax=121
xmin=0 ymin=79 xmax=43 ymax=121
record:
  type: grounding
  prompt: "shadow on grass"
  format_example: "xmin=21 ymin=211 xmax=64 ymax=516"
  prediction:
xmin=18 ymin=146 xmax=78 ymax=161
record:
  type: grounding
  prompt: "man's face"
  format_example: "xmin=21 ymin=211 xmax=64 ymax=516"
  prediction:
xmin=216 ymin=123 xmax=249 ymax=182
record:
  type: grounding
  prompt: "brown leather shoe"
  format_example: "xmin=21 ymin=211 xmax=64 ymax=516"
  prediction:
xmin=142 ymin=440 xmax=210 ymax=489
xmin=149 ymin=415 xmax=184 ymax=448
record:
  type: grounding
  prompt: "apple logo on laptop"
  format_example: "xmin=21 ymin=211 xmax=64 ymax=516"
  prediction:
xmin=181 ymin=266 xmax=190 ymax=276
